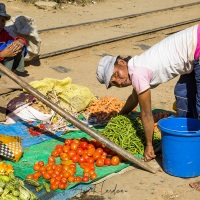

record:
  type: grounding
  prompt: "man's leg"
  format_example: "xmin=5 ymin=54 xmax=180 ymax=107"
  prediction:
xmin=0 ymin=58 xmax=14 ymax=77
xmin=194 ymin=58 xmax=200 ymax=119
xmin=174 ymin=71 xmax=197 ymax=118
xmin=12 ymin=50 xmax=25 ymax=72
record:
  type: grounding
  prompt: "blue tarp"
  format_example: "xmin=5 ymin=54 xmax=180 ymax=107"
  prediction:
xmin=0 ymin=121 xmax=63 ymax=148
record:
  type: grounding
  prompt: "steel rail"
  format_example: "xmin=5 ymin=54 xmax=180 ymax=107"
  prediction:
xmin=38 ymin=1 xmax=200 ymax=33
xmin=39 ymin=18 xmax=200 ymax=59
xmin=0 ymin=63 xmax=158 ymax=174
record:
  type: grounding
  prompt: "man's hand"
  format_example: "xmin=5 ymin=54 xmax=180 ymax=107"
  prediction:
xmin=142 ymin=145 xmax=156 ymax=162
xmin=0 ymin=41 xmax=23 ymax=58
xmin=9 ymin=40 xmax=24 ymax=53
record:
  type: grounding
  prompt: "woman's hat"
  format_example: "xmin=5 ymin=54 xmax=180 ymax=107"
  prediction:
xmin=96 ymin=55 xmax=118 ymax=88
xmin=0 ymin=3 xmax=11 ymax=20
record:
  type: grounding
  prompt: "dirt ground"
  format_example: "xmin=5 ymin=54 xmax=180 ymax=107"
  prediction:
xmin=1 ymin=0 xmax=200 ymax=199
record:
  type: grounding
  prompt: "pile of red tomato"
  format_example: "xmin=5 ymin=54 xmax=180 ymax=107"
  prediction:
xmin=26 ymin=138 xmax=121 ymax=191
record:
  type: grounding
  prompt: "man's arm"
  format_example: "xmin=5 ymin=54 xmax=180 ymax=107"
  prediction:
xmin=138 ymin=88 xmax=156 ymax=161
xmin=119 ymin=89 xmax=138 ymax=114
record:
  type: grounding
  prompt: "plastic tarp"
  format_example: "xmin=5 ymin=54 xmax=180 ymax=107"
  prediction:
xmin=0 ymin=121 xmax=63 ymax=148
xmin=6 ymin=131 xmax=130 ymax=199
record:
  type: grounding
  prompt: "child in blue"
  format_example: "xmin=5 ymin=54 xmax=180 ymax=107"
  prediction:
xmin=0 ymin=3 xmax=27 ymax=76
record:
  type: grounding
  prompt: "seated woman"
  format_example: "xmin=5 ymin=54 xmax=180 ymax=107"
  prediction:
xmin=0 ymin=3 xmax=27 ymax=77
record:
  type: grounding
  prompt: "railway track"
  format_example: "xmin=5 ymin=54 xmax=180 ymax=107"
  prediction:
xmin=38 ymin=2 xmax=200 ymax=59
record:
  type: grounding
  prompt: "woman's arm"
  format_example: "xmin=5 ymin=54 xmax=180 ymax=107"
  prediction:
xmin=119 ymin=89 xmax=138 ymax=114
xmin=138 ymin=88 xmax=156 ymax=161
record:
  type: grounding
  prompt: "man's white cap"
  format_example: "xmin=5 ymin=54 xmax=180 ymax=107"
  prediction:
xmin=96 ymin=55 xmax=118 ymax=88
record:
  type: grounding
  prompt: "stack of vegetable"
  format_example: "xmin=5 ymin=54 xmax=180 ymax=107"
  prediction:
xmin=100 ymin=115 xmax=161 ymax=155
xmin=0 ymin=162 xmax=38 ymax=200
xmin=85 ymin=96 xmax=125 ymax=124
xmin=24 ymin=138 xmax=121 ymax=192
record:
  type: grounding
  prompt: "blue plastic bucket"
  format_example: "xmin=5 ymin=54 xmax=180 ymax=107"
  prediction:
xmin=158 ymin=117 xmax=200 ymax=178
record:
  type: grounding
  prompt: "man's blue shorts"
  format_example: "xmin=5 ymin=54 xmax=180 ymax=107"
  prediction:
xmin=174 ymin=58 xmax=200 ymax=119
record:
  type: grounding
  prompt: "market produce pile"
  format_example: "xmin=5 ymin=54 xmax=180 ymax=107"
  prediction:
xmin=0 ymin=162 xmax=38 ymax=200
xmin=100 ymin=115 xmax=161 ymax=155
xmin=84 ymin=96 xmax=126 ymax=124
xmin=19 ymin=137 xmax=122 ymax=194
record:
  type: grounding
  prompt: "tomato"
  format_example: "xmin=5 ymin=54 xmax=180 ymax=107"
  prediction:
xmin=82 ymin=175 xmax=89 ymax=182
xmin=48 ymin=156 xmax=55 ymax=163
xmin=51 ymin=183 xmax=58 ymax=190
xmin=104 ymin=158 xmax=111 ymax=166
xmin=46 ymin=165 xmax=52 ymax=171
xmin=95 ymin=141 xmax=103 ymax=148
xmin=62 ymin=171 xmax=71 ymax=179
xmin=60 ymin=177 xmax=67 ymax=184
xmin=61 ymin=160 xmax=73 ymax=166
xmin=73 ymin=139 xmax=80 ymax=145
xmin=111 ymin=156 xmax=120 ymax=166
xmin=56 ymin=144 xmax=63 ymax=150
xmin=51 ymin=173 xmax=57 ymax=178
xmin=87 ymin=157 xmax=94 ymax=164
xmin=59 ymin=183 xmax=67 ymax=190
xmin=83 ymin=172 xmax=90 ymax=177
xmin=102 ymin=152 xmax=107 ymax=157
xmin=87 ymin=144 xmax=95 ymax=149
xmin=68 ymin=176 xmax=75 ymax=182
xmin=80 ymin=163 xmax=95 ymax=170
xmin=78 ymin=157 xmax=86 ymax=164
xmin=69 ymin=163 xmax=76 ymax=169
xmin=68 ymin=150 xmax=76 ymax=158
xmin=89 ymin=170 xmax=96 ymax=176
xmin=79 ymin=142 xmax=88 ymax=150
xmin=89 ymin=163 xmax=95 ymax=170
xmin=70 ymin=143 xmax=79 ymax=151
xmin=80 ymin=137 xmax=89 ymax=143
xmin=55 ymin=175 xmax=61 ymax=181
xmin=96 ymin=148 xmax=103 ymax=155
xmin=65 ymin=139 xmax=73 ymax=146
xmin=51 ymin=150 xmax=60 ymax=157
xmin=68 ymin=169 xmax=75 ymax=176
xmin=87 ymin=148 xmax=95 ymax=157
xmin=76 ymin=148 xmax=84 ymax=156
xmin=82 ymin=154 xmax=89 ymax=161
xmin=55 ymin=164 xmax=63 ymax=172
xmin=50 ymin=177 xmax=56 ymax=185
xmin=62 ymin=165 xmax=70 ymax=172
xmin=33 ymin=163 xmax=40 ymax=171
xmin=89 ymin=140 xmax=97 ymax=148
xmin=63 ymin=145 xmax=70 ymax=153
xmin=93 ymin=152 xmax=101 ymax=161
xmin=33 ymin=171 xmax=41 ymax=178
xmin=74 ymin=176 xmax=82 ymax=182
xmin=43 ymin=172 xmax=51 ymax=180
xmin=60 ymin=153 xmax=68 ymax=160
xmin=38 ymin=161 xmax=44 ymax=167
xmin=48 ymin=170 xmax=54 ymax=175
xmin=71 ymin=155 xmax=80 ymax=163
xmin=51 ymin=164 xmax=57 ymax=170
xmin=96 ymin=158 xmax=104 ymax=167
xmin=90 ymin=173 xmax=97 ymax=180
xmin=101 ymin=155 xmax=106 ymax=161
xmin=84 ymin=167 xmax=91 ymax=173
xmin=103 ymin=147 xmax=111 ymax=154
xmin=57 ymin=147 xmax=63 ymax=155
xmin=26 ymin=174 xmax=33 ymax=179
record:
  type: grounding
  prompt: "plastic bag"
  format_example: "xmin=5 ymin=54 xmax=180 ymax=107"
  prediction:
xmin=29 ymin=77 xmax=95 ymax=112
